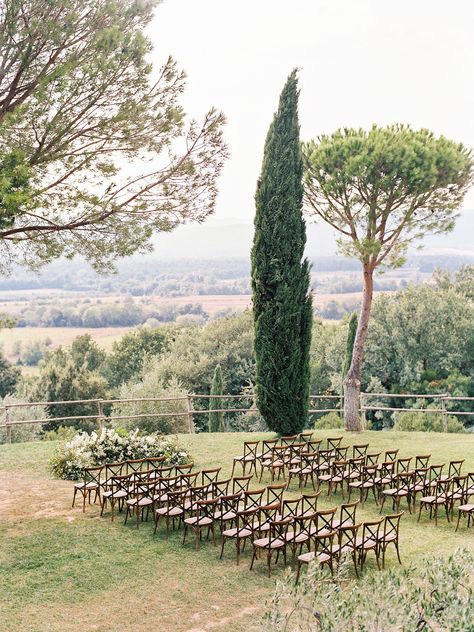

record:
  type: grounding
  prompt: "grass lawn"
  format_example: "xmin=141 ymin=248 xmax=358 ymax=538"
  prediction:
xmin=1 ymin=430 xmax=473 ymax=632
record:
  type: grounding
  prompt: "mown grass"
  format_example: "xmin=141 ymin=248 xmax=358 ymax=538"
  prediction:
xmin=0 ymin=430 xmax=473 ymax=632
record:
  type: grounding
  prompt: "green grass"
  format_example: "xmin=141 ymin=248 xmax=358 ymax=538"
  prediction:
xmin=0 ymin=430 xmax=473 ymax=632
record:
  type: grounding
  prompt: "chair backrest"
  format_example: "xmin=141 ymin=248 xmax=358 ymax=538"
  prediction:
xmin=179 ymin=471 xmax=199 ymax=489
xmin=84 ymin=465 xmax=103 ymax=487
xmin=266 ymin=483 xmax=286 ymax=506
xmin=217 ymin=493 xmax=241 ymax=516
xmin=414 ymin=455 xmax=431 ymax=469
xmin=313 ymin=529 xmax=337 ymax=555
xmin=197 ymin=498 xmax=219 ymax=521
xmin=232 ymin=474 xmax=253 ymax=495
xmin=339 ymin=500 xmax=358 ymax=526
xmin=212 ymin=478 xmax=231 ymax=497
xmin=362 ymin=465 xmax=378 ymax=483
xmin=125 ymin=459 xmax=146 ymax=475
xmin=335 ymin=445 xmax=349 ymax=460
xmin=317 ymin=449 xmax=332 ymax=468
xmin=332 ymin=460 xmax=348 ymax=478
xmin=378 ymin=460 xmax=396 ymax=479
xmin=338 ymin=523 xmax=360 ymax=550
xmin=382 ymin=512 xmax=404 ymax=541
xmin=281 ymin=497 xmax=302 ymax=518
xmin=269 ymin=517 xmax=292 ymax=546
xmin=429 ymin=464 xmax=445 ymax=484
xmin=134 ymin=468 xmax=155 ymax=482
xmin=451 ymin=475 xmax=467 ymax=497
xmin=109 ymin=473 xmax=131 ymax=495
xmin=299 ymin=431 xmax=314 ymax=443
xmin=396 ymin=457 xmax=412 ymax=474
xmin=243 ymin=441 xmax=260 ymax=458
xmin=384 ymin=449 xmax=399 ymax=461
xmin=434 ymin=478 xmax=452 ymax=499
xmin=253 ymin=503 xmax=280 ymax=533
xmin=315 ymin=507 xmax=337 ymax=534
xmin=271 ymin=445 xmax=289 ymax=462
xmin=308 ymin=439 xmax=322 ymax=452
xmin=104 ymin=462 xmax=125 ymax=484
xmin=413 ymin=467 xmax=429 ymax=487
xmin=448 ymin=460 xmax=464 ymax=477
xmin=156 ymin=465 xmax=174 ymax=479
xmin=466 ymin=472 xmax=474 ymax=492
xmin=129 ymin=477 xmax=156 ymax=501
xmin=201 ymin=468 xmax=221 ymax=485
xmin=352 ymin=443 xmax=369 ymax=459
xmin=347 ymin=457 xmax=365 ymax=478
xmin=260 ymin=439 xmax=278 ymax=460
xmin=280 ymin=435 xmax=298 ymax=446
xmin=395 ymin=472 xmax=413 ymax=493
xmin=294 ymin=512 xmax=317 ymax=539
xmin=242 ymin=488 xmax=265 ymax=510
xmin=175 ymin=462 xmax=194 ymax=476
xmin=146 ymin=456 xmax=166 ymax=470
xmin=365 ymin=452 xmax=381 ymax=466
xmin=167 ymin=488 xmax=188 ymax=512
xmin=300 ymin=492 xmax=320 ymax=516
xmin=188 ymin=483 xmax=212 ymax=507
xmin=157 ymin=474 xmax=181 ymax=495
xmin=360 ymin=518 xmax=383 ymax=544
xmin=301 ymin=451 xmax=318 ymax=470
xmin=327 ymin=436 xmax=343 ymax=451
xmin=289 ymin=442 xmax=306 ymax=460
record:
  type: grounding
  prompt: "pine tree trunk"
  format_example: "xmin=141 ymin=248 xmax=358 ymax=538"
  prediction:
xmin=344 ymin=264 xmax=374 ymax=431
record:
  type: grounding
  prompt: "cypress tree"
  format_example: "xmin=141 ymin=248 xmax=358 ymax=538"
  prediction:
xmin=208 ymin=364 xmax=224 ymax=432
xmin=342 ymin=313 xmax=358 ymax=378
xmin=251 ymin=70 xmax=313 ymax=436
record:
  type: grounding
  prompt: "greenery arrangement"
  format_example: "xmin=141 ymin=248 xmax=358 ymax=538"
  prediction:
xmin=252 ymin=70 xmax=312 ymax=436
xmin=49 ymin=428 xmax=192 ymax=480
xmin=263 ymin=548 xmax=474 ymax=631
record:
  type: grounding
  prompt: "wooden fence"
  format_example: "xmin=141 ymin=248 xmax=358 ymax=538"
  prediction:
xmin=0 ymin=392 xmax=472 ymax=442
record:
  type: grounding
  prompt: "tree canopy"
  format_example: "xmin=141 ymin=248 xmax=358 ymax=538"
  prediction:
xmin=0 ymin=0 xmax=227 ymax=273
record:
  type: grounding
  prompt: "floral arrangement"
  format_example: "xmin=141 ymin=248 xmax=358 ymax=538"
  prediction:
xmin=49 ymin=428 xmax=192 ymax=480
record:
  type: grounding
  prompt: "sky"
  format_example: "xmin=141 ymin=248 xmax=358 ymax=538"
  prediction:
xmin=149 ymin=0 xmax=474 ymax=232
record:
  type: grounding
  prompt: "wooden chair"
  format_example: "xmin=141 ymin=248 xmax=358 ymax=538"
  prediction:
xmin=278 ymin=497 xmax=302 ymax=522
xmin=220 ymin=507 xmax=257 ymax=565
xmin=396 ymin=457 xmax=412 ymax=475
xmin=348 ymin=465 xmax=378 ymax=505
xmin=240 ymin=488 xmax=265 ymax=512
xmin=414 ymin=454 xmax=431 ymax=469
xmin=331 ymin=523 xmax=360 ymax=577
xmin=250 ymin=510 xmax=291 ymax=577
xmin=296 ymin=529 xmax=336 ymax=582
xmin=201 ymin=468 xmax=221 ymax=485
xmin=298 ymin=431 xmax=314 ymax=443
xmin=440 ymin=459 xmax=465 ymax=481
xmin=378 ymin=512 xmax=403 ymax=568
xmin=213 ymin=492 xmax=241 ymax=534
xmin=327 ymin=460 xmax=348 ymax=497
xmin=352 ymin=443 xmax=369 ymax=459
xmin=232 ymin=474 xmax=253 ymax=496
xmin=124 ymin=478 xmax=155 ymax=528
xmin=417 ymin=478 xmax=452 ymax=526
xmin=231 ymin=440 xmax=259 ymax=477
xmin=380 ymin=472 xmax=413 ymax=514
xmin=455 ymin=502 xmax=474 ymax=531
xmin=366 ymin=452 xmax=381 ymax=466
xmin=333 ymin=500 xmax=358 ymax=529
xmin=287 ymin=451 xmax=318 ymax=489
xmin=375 ymin=460 xmax=397 ymax=499
xmin=295 ymin=492 xmax=320 ymax=518
xmin=211 ymin=478 xmax=231 ymax=498
xmin=259 ymin=445 xmax=288 ymax=482
xmin=257 ymin=438 xmax=279 ymax=470
xmin=344 ymin=457 xmax=365 ymax=492
xmin=327 ymin=436 xmax=343 ymax=451
xmin=287 ymin=442 xmax=306 ymax=468
xmin=183 ymin=498 xmax=219 ymax=550
xmin=100 ymin=473 xmax=131 ymax=520
xmin=72 ymin=465 xmax=103 ymax=512
xmin=384 ymin=449 xmax=399 ymax=462
xmin=281 ymin=435 xmax=299 ymax=446
xmin=426 ymin=464 xmax=445 ymax=490
xmin=356 ymin=518 xmax=383 ymax=571
xmin=312 ymin=507 xmax=337 ymax=537
xmin=265 ymin=482 xmax=286 ymax=507
xmin=446 ymin=475 xmax=467 ymax=517
xmin=154 ymin=488 xmax=186 ymax=537
xmin=175 ymin=462 xmax=194 ymax=477
xmin=285 ymin=512 xmax=315 ymax=565
xmin=409 ymin=467 xmax=430 ymax=508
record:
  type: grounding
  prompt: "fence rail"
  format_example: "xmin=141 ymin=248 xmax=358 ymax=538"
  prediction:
xmin=0 ymin=392 xmax=472 ymax=442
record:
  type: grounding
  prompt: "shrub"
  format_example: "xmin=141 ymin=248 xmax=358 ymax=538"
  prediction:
xmin=0 ymin=395 xmax=46 ymax=444
xmin=227 ymin=410 xmax=268 ymax=432
xmin=314 ymin=411 xmax=343 ymax=430
xmin=263 ymin=548 xmax=474 ymax=631
xmin=112 ymin=375 xmax=189 ymax=435
xmin=42 ymin=426 xmax=80 ymax=442
xmin=49 ymin=428 xmax=192 ymax=480
xmin=393 ymin=410 xmax=465 ymax=433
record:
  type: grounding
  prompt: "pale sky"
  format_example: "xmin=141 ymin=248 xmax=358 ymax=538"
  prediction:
xmin=149 ymin=0 xmax=474 ymax=227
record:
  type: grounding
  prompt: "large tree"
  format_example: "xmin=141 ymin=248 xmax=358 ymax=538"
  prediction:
xmin=303 ymin=125 xmax=473 ymax=430
xmin=251 ymin=70 xmax=313 ymax=436
xmin=0 ymin=0 xmax=226 ymax=273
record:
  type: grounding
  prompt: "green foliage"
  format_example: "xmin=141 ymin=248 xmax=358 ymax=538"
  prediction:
xmin=112 ymin=375 xmax=189 ymax=435
xmin=251 ymin=70 xmax=312 ymax=436
xmin=0 ymin=0 xmax=226 ymax=274
xmin=105 ymin=326 xmax=168 ymax=388
xmin=49 ymin=428 xmax=192 ymax=480
xmin=303 ymin=125 xmax=474 ymax=267
xmin=393 ymin=409 xmax=465 ymax=433
xmin=208 ymin=364 xmax=224 ymax=432
xmin=41 ymin=426 xmax=77 ymax=443
xmin=263 ymin=548 xmax=474 ymax=631
xmin=0 ymin=395 xmax=46 ymax=444
xmin=314 ymin=411 xmax=344 ymax=430
xmin=342 ymin=312 xmax=358 ymax=377
xmin=0 ymin=353 xmax=20 ymax=397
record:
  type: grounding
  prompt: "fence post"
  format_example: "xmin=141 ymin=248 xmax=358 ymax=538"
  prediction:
xmin=441 ymin=395 xmax=448 ymax=433
xmin=359 ymin=392 xmax=367 ymax=431
xmin=5 ymin=405 xmax=11 ymax=444
xmin=97 ymin=400 xmax=104 ymax=431
xmin=187 ymin=395 xmax=195 ymax=433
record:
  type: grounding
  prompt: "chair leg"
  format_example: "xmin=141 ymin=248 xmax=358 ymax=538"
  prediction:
xmin=267 ymin=551 xmax=273 ymax=577
xmin=455 ymin=510 xmax=462 ymax=532
xmin=219 ymin=537 xmax=226 ymax=559
xmin=395 ymin=541 xmax=402 ymax=565
xmin=250 ymin=547 xmax=257 ymax=570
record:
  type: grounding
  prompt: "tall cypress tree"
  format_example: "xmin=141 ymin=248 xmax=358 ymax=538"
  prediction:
xmin=208 ymin=364 xmax=224 ymax=432
xmin=251 ymin=70 xmax=313 ymax=436
xmin=342 ymin=313 xmax=358 ymax=378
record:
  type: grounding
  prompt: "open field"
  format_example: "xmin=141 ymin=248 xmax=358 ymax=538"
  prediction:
xmin=0 ymin=430 xmax=473 ymax=632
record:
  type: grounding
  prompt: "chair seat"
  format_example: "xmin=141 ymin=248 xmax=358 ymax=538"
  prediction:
xmin=156 ymin=506 xmax=183 ymax=517
xmin=459 ymin=504 xmax=474 ymax=512
xmin=253 ymin=537 xmax=285 ymax=549
xmin=330 ymin=543 xmax=353 ymax=555
xmin=213 ymin=510 xmax=236 ymax=521
xmin=298 ymin=551 xmax=330 ymax=564
xmin=420 ymin=495 xmax=446 ymax=504
xmin=285 ymin=531 xmax=309 ymax=544
xmin=184 ymin=516 xmax=213 ymax=527
xmin=222 ymin=526 xmax=252 ymax=538
xmin=126 ymin=497 xmax=153 ymax=507
xmin=234 ymin=455 xmax=256 ymax=462
xmin=356 ymin=537 xmax=377 ymax=549
xmin=74 ymin=482 xmax=98 ymax=490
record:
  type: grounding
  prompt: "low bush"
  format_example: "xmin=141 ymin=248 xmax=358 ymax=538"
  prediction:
xmin=393 ymin=410 xmax=465 ymax=433
xmin=49 ymin=428 xmax=192 ymax=480
xmin=263 ymin=548 xmax=474 ymax=631
xmin=0 ymin=396 xmax=46 ymax=444
xmin=314 ymin=411 xmax=343 ymax=430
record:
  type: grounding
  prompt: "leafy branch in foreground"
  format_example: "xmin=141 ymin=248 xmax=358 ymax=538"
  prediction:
xmin=0 ymin=0 xmax=227 ymax=273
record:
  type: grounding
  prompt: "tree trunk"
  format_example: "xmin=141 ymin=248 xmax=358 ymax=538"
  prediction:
xmin=344 ymin=264 xmax=374 ymax=431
